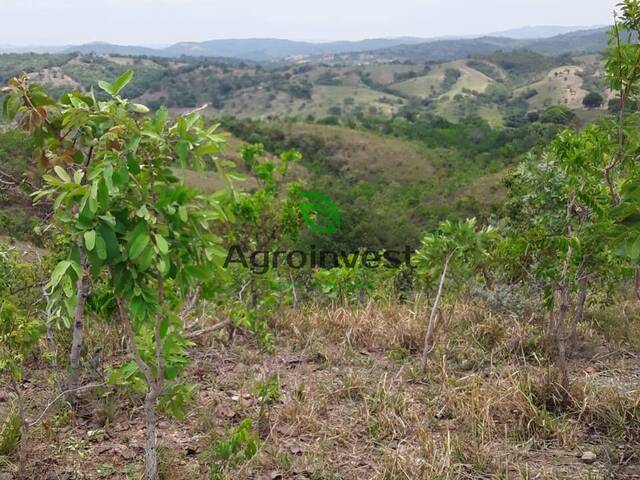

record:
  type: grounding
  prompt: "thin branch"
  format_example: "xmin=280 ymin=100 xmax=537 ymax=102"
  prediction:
xmin=182 ymin=104 xmax=209 ymax=117
xmin=117 ymin=297 xmax=155 ymax=387
xmin=28 ymin=382 xmax=106 ymax=427
xmin=186 ymin=318 xmax=232 ymax=339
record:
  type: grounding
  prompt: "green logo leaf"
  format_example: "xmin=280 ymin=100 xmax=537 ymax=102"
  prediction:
xmin=300 ymin=191 xmax=341 ymax=235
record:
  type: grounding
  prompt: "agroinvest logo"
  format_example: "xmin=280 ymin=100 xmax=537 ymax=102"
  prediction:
xmin=223 ymin=191 xmax=414 ymax=273
xmin=300 ymin=191 xmax=341 ymax=235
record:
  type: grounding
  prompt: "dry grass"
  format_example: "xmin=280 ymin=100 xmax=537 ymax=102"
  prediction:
xmin=1 ymin=298 xmax=639 ymax=479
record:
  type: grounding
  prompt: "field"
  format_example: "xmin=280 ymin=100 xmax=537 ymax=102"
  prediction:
xmin=517 ymin=66 xmax=589 ymax=110
xmin=281 ymin=123 xmax=442 ymax=182
xmin=390 ymin=60 xmax=495 ymax=99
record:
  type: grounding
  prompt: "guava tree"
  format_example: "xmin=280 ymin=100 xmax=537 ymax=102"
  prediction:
xmin=3 ymin=71 xmax=237 ymax=479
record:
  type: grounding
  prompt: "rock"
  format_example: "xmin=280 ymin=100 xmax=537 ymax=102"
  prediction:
xmin=581 ymin=451 xmax=597 ymax=464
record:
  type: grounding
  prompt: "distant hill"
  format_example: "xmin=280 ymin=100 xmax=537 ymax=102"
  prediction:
xmin=0 ymin=45 xmax=68 ymax=54
xmin=359 ymin=27 xmax=609 ymax=63
xmin=525 ymin=28 xmax=610 ymax=55
xmin=161 ymin=38 xmax=429 ymax=61
xmin=0 ymin=26 xmax=610 ymax=62
xmin=51 ymin=38 xmax=430 ymax=62
xmin=62 ymin=42 xmax=158 ymax=56
xmin=489 ymin=25 xmax=605 ymax=39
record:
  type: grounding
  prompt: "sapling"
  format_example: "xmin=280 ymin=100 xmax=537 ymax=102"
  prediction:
xmin=413 ymin=218 xmax=496 ymax=367
xmin=4 ymin=71 xmax=238 ymax=480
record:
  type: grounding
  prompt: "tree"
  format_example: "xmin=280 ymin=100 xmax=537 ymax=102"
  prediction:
xmin=540 ymin=106 xmax=576 ymax=125
xmin=502 ymin=124 xmax=625 ymax=386
xmin=3 ymin=71 xmax=238 ymax=480
xmin=413 ymin=218 xmax=497 ymax=367
xmin=582 ymin=92 xmax=604 ymax=109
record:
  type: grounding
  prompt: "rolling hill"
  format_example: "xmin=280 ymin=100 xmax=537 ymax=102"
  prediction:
xmin=346 ymin=27 xmax=609 ymax=63
xmin=0 ymin=47 xmax=612 ymax=128
xmin=0 ymin=26 xmax=611 ymax=63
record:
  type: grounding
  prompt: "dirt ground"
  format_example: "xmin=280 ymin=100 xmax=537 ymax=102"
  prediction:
xmin=1 ymin=303 xmax=639 ymax=479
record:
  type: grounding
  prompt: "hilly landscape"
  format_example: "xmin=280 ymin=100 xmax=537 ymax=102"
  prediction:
xmin=2 ymin=4 xmax=640 ymax=479
xmin=0 ymin=27 xmax=608 ymax=62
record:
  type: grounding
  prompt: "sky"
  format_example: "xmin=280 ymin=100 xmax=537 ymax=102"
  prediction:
xmin=0 ymin=0 xmax=619 ymax=46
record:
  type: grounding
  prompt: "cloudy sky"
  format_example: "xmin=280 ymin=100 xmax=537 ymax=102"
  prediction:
xmin=1 ymin=0 xmax=619 ymax=46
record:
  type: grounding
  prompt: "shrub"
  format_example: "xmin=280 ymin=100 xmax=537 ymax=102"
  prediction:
xmin=582 ymin=91 xmax=604 ymax=109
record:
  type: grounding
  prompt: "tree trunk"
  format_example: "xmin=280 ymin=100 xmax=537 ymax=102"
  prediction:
xmin=569 ymin=275 xmax=588 ymax=355
xmin=144 ymin=390 xmax=160 ymax=480
xmin=11 ymin=380 xmax=27 ymax=479
xmin=67 ymin=252 xmax=89 ymax=405
xmin=554 ymin=285 xmax=570 ymax=389
xmin=421 ymin=251 xmax=454 ymax=368
xmin=117 ymin=296 xmax=163 ymax=480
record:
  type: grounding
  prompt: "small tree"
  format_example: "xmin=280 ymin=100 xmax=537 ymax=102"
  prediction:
xmin=582 ymin=92 xmax=604 ymax=109
xmin=3 ymin=72 xmax=237 ymax=479
xmin=413 ymin=218 xmax=496 ymax=367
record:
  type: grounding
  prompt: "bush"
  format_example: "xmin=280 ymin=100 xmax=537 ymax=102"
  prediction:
xmin=540 ymin=106 xmax=576 ymax=125
xmin=583 ymin=91 xmax=604 ymax=109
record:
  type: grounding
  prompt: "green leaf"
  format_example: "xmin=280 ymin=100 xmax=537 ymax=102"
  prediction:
xmin=97 ymin=222 xmax=120 ymax=260
xmin=2 ymin=92 xmax=21 ymax=120
xmin=154 ymin=234 xmax=169 ymax=255
xmin=73 ymin=170 xmax=84 ymax=184
xmin=128 ymin=230 xmax=150 ymax=260
xmin=96 ymin=235 xmax=108 ymax=261
xmin=178 ymin=206 xmax=188 ymax=223
xmin=112 ymin=70 xmax=133 ymax=96
xmin=226 ymin=172 xmax=246 ymax=182
xmin=48 ymin=261 xmax=72 ymax=291
xmin=98 ymin=80 xmax=114 ymax=96
xmin=196 ymin=144 xmax=220 ymax=156
xmin=176 ymin=141 xmax=189 ymax=165
xmin=137 ymin=246 xmax=155 ymax=271
xmin=54 ymin=166 xmax=71 ymax=183
xmin=53 ymin=192 xmax=67 ymax=210
xmin=130 ymin=103 xmax=149 ymax=114
xmin=84 ymin=230 xmax=96 ymax=251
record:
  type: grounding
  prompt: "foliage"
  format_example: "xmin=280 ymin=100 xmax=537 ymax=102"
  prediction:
xmin=207 ymin=419 xmax=259 ymax=480
xmin=413 ymin=218 xmax=496 ymax=291
xmin=312 ymin=253 xmax=377 ymax=304
xmin=3 ymin=70 xmax=239 ymax=478
xmin=582 ymin=91 xmax=604 ymax=109
xmin=0 ymin=408 xmax=21 ymax=456
xmin=0 ymin=299 xmax=43 ymax=382
xmin=540 ymin=106 xmax=576 ymax=125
